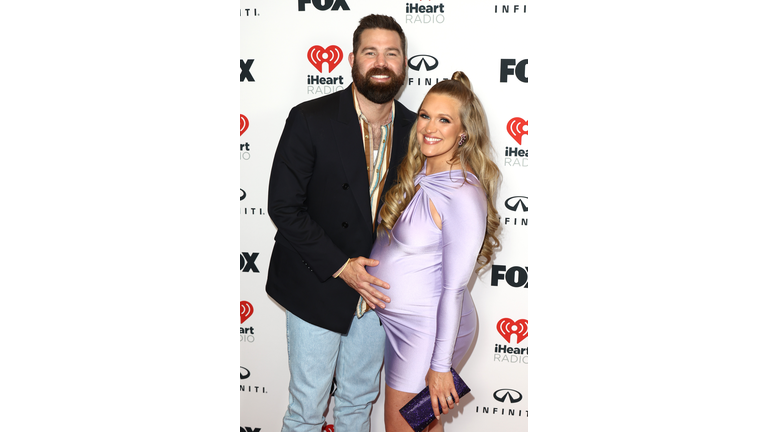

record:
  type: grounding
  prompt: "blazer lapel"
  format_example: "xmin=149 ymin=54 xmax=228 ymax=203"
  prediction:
xmin=333 ymin=86 xmax=373 ymax=229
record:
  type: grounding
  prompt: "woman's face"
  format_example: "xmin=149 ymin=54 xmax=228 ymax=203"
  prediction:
xmin=417 ymin=93 xmax=465 ymax=172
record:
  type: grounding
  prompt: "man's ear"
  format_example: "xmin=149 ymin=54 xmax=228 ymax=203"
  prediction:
xmin=348 ymin=52 xmax=355 ymax=68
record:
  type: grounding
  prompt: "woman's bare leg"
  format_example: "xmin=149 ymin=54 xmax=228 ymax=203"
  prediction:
xmin=384 ymin=384 xmax=446 ymax=432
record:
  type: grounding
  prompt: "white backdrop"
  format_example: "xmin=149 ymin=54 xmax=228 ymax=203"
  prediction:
xmin=6 ymin=2 xmax=766 ymax=432
xmin=241 ymin=1 xmax=529 ymax=431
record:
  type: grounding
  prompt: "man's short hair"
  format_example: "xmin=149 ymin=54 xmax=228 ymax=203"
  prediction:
xmin=352 ymin=14 xmax=406 ymax=56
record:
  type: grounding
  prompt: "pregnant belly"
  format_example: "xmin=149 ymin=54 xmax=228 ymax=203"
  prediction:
xmin=369 ymin=260 xmax=442 ymax=318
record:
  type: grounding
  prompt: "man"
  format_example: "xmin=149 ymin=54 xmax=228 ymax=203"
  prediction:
xmin=266 ymin=14 xmax=415 ymax=432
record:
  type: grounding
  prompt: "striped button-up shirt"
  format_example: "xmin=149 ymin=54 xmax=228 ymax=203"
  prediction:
xmin=352 ymin=84 xmax=396 ymax=231
xmin=332 ymin=85 xmax=397 ymax=287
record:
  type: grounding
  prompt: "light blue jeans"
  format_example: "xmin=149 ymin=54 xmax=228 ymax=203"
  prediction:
xmin=282 ymin=310 xmax=386 ymax=432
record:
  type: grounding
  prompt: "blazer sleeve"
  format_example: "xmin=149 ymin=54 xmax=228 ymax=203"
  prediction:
xmin=267 ymin=106 xmax=348 ymax=281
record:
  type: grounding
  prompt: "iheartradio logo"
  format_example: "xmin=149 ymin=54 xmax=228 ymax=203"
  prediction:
xmin=241 ymin=301 xmax=254 ymax=324
xmin=241 ymin=114 xmax=249 ymax=136
xmin=307 ymin=45 xmax=343 ymax=73
xmin=497 ymin=318 xmax=528 ymax=343
xmin=507 ymin=117 xmax=528 ymax=145
xmin=322 ymin=425 xmax=334 ymax=432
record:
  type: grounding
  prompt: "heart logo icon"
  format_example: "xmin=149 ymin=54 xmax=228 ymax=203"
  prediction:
xmin=497 ymin=318 xmax=528 ymax=343
xmin=507 ymin=117 xmax=528 ymax=145
xmin=240 ymin=300 xmax=254 ymax=324
xmin=307 ymin=45 xmax=343 ymax=73
xmin=240 ymin=114 xmax=249 ymax=136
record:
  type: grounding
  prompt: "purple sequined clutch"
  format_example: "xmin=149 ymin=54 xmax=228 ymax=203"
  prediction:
xmin=399 ymin=368 xmax=471 ymax=432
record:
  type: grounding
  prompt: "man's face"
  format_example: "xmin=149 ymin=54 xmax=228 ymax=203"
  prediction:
xmin=349 ymin=28 xmax=406 ymax=104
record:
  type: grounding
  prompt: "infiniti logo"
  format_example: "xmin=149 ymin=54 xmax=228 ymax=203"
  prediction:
xmin=493 ymin=389 xmax=523 ymax=403
xmin=505 ymin=196 xmax=528 ymax=212
xmin=408 ymin=54 xmax=439 ymax=71
xmin=241 ymin=366 xmax=250 ymax=379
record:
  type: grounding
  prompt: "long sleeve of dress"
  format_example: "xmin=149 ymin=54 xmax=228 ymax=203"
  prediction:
xmin=429 ymin=181 xmax=487 ymax=372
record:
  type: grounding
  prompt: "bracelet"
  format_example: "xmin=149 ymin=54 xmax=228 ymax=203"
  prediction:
xmin=334 ymin=258 xmax=351 ymax=278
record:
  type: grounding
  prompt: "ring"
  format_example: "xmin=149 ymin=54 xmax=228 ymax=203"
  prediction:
xmin=446 ymin=395 xmax=453 ymax=402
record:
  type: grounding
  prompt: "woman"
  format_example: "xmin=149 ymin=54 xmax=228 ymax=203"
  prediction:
xmin=368 ymin=71 xmax=501 ymax=432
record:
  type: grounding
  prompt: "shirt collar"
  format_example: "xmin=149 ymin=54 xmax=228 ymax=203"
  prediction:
xmin=352 ymin=84 xmax=395 ymax=125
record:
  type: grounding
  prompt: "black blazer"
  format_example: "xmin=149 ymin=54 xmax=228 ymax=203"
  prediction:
xmin=266 ymin=85 xmax=416 ymax=334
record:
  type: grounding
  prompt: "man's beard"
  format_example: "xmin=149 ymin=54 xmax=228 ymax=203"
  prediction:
xmin=351 ymin=62 xmax=406 ymax=104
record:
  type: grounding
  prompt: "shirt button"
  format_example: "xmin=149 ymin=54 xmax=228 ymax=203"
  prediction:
xmin=341 ymin=222 xmax=349 ymax=228
xmin=342 ymin=183 xmax=349 ymax=190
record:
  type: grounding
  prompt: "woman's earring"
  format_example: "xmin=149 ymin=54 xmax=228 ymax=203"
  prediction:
xmin=458 ymin=134 xmax=467 ymax=146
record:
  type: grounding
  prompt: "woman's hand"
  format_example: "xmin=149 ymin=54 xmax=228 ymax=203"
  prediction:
xmin=426 ymin=368 xmax=458 ymax=419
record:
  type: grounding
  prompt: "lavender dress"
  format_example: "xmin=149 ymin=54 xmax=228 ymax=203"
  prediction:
xmin=369 ymin=165 xmax=486 ymax=393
